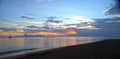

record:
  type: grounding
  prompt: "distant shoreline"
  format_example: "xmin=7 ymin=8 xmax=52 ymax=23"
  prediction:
xmin=0 ymin=36 xmax=120 ymax=38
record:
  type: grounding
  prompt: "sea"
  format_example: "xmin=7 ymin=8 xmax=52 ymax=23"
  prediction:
xmin=0 ymin=37 xmax=119 ymax=58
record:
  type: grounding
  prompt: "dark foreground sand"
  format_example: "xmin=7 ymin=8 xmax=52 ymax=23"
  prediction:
xmin=3 ymin=39 xmax=120 ymax=59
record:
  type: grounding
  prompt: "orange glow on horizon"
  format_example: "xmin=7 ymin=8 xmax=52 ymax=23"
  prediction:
xmin=0 ymin=29 xmax=77 ymax=37
xmin=0 ymin=31 xmax=24 ymax=36
xmin=65 ymin=29 xmax=77 ymax=35
xmin=27 ymin=32 xmax=66 ymax=36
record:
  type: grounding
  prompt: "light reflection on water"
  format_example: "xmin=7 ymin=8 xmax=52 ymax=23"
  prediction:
xmin=0 ymin=37 xmax=107 ymax=54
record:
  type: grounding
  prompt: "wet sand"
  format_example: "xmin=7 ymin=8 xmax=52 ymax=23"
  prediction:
xmin=3 ymin=39 xmax=120 ymax=59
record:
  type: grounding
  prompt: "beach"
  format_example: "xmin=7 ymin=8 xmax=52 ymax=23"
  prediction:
xmin=2 ymin=39 xmax=120 ymax=59
xmin=1 ymin=0 xmax=120 ymax=59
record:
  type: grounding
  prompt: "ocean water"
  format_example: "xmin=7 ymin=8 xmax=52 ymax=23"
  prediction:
xmin=0 ymin=37 xmax=116 ymax=56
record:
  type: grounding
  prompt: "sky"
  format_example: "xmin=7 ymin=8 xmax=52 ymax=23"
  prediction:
xmin=0 ymin=0 xmax=120 ymax=37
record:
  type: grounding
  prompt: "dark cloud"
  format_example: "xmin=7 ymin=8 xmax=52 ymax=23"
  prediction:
xmin=21 ymin=16 xmax=34 ymax=20
xmin=47 ymin=16 xmax=57 ymax=20
xmin=105 ymin=0 xmax=120 ymax=15
xmin=116 ymin=0 xmax=120 ymax=7
xmin=0 ymin=19 xmax=9 ymax=25
xmin=42 ymin=23 xmax=53 ymax=30
xmin=25 ymin=25 xmax=52 ymax=32
xmin=46 ymin=20 xmax=62 ymax=23
xmin=94 ymin=17 xmax=120 ymax=29
xmin=28 ymin=14 xmax=35 ymax=16
xmin=24 ymin=29 xmax=39 ymax=33
xmin=27 ymin=25 xmax=40 ymax=28
xmin=0 ymin=27 xmax=17 ymax=31
xmin=74 ymin=17 xmax=120 ymax=37
xmin=46 ymin=16 xmax=62 ymax=23
xmin=76 ymin=28 xmax=120 ymax=37
xmin=25 ymin=27 xmax=47 ymax=33
xmin=0 ymin=19 xmax=8 ymax=21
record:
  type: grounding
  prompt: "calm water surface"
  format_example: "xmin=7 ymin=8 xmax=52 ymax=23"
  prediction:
xmin=0 ymin=37 xmax=114 ymax=55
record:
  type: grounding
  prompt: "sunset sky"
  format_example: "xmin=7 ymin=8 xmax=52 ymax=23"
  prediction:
xmin=0 ymin=0 xmax=120 ymax=37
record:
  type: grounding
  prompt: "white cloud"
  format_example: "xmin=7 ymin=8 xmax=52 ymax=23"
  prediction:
xmin=77 ymin=25 xmax=100 ymax=30
xmin=49 ymin=23 xmax=63 ymax=26
xmin=117 ymin=15 xmax=120 ymax=17
xmin=60 ymin=24 xmax=99 ymax=30
xmin=17 ymin=25 xmax=25 ymax=29
xmin=20 ymin=20 xmax=44 ymax=25
xmin=60 ymin=25 xmax=77 ymax=29
xmin=46 ymin=22 xmax=64 ymax=29
xmin=65 ymin=15 xmax=94 ymax=23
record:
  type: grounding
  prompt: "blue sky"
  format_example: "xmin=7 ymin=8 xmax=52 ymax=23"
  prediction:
xmin=0 ymin=0 xmax=120 ymax=37
xmin=0 ymin=0 xmax=114 ymax=19
xmin=0 ymin=0 xmax=114 ymax=26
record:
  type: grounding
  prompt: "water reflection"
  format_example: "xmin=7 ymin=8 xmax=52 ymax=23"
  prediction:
xmin=0 ymin=38 xmax=24 ymax=53
xmin=0 ymin=37 xmax=97 ymax=53
xmin=77 ymin=37 xmax=95 ymax=44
